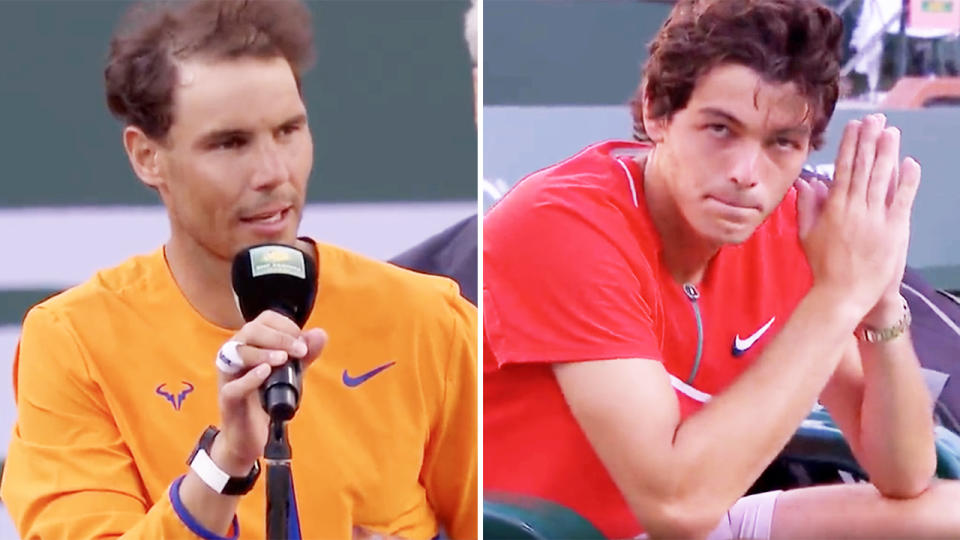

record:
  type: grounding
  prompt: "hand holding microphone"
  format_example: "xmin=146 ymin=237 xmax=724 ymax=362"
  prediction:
xmin=209 ymin=244 xmax=325 ymax=475
xmin=232 ymin=243 xmax=320 ymax=420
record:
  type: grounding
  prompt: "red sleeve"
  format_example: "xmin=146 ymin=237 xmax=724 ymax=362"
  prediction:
xmin=483 ymin=175 xmax=663 ymax=367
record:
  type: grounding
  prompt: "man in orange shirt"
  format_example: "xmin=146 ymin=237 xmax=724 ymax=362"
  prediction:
xmin=0 ymin=1 xmax=477 ymax=538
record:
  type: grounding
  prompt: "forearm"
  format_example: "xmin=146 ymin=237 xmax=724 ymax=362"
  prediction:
xmin=857 ymin=327 xmax=936 ymax=496
xmin=669 ymin=286 xmax=861 ymax=514
xmin=178 ymin=477 xmax=240 ymax=536
xmin=177 ymin=435 xmax=252 ymax=536
xmin=4 ymin=437 xmax=243 ymax=540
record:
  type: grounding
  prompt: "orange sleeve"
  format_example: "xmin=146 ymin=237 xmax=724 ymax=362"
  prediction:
xmin=419 ymin=289 xmax=478 ymax=540
xmin=0 ymin=305 xmax=206 ymax=539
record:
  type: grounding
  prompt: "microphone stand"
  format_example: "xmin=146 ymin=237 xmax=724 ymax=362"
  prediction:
xmin=265 ymin=418 xmax=292 ymax=540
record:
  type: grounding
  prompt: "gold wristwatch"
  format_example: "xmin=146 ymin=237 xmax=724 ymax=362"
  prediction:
xmin=854 ymin=295 xmax=912 ymax=344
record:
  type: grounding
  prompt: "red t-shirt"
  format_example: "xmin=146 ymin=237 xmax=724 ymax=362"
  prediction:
xmin=483 ymin=140 xmax=813 ymax=538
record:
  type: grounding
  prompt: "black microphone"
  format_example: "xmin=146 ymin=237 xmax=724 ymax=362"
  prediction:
xmin=231 ymin=243 xmax=317 ymax=421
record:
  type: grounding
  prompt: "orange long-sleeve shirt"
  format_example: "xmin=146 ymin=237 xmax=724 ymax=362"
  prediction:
xmin=1 ymin=241 xmax=477 ymax=539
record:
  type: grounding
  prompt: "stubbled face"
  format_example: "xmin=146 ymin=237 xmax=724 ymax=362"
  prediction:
xmin=155 ymin=56 xmax=313 ymax=261
xmin=651 ymin=63 xmax=813 ymax=245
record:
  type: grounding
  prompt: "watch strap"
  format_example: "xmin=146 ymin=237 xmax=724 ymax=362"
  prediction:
xmin=855 ymin=295 xmax=912 ymax=344
xmin=187 ymin=426 xmax=260 ymax=496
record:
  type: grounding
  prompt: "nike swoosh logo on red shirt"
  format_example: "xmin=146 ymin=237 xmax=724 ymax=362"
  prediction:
xmin=732 ymin=317 xmax=776 ymax=356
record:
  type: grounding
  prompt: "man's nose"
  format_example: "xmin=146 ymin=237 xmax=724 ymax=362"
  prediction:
xmin=728 ymin=143 xmax=762 ymax=189
xmin=250 ymin=138 xmax=286 ymax=190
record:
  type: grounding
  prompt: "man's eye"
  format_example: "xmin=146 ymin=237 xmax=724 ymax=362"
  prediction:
xmin=775 ymin=137 xmax=799 ymax=150
xmin=279 ymin=124 xmax=301 ymax=136
xmin=214 ymin=137 xmax=246 ymax=150
xmin=707 ymin=124 xmax=730 ymax=136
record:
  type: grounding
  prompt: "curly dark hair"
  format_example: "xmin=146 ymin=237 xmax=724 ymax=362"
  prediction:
xmin=104 ymin=0 xmax=314 ymax=141
xmin=632 ymin=0 xmax=843 ymax=149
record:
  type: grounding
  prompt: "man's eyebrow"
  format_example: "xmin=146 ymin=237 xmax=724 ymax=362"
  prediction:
xmin=278 ymin=113 xmax=307 ymax=127
xmin=194 ymin=113 xmax=307 ymax=147
xmin=698 ymin=107 xmax=810 ymax=136
xmin=773 ymin=124 xmax=811 ymax=137
xmin=195 ymin=127 xmax=251 ymax=148
xmin=697 ymin=107 xmax=745 ymax=127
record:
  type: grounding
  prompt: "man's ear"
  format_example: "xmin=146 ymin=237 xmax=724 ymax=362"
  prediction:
xmin=642 ymin=95 xmax=668 ymax=144
xmin=122 ymin=126 xmax=165 ymax=191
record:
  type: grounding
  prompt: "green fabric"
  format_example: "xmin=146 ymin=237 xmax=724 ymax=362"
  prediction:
xmin=483 ymin=492 xmax=604 ymax=540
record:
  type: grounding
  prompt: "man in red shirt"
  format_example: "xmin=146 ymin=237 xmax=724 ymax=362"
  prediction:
xmin=1 ymin=1 xmax=477 ymax=538
xmin=484 ymin=0 xmax=960 ymax=537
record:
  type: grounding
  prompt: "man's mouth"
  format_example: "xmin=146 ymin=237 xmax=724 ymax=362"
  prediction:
xmin=706 ymin=195 xmax=760 ymax=212
xmin=241 ymin=206 xmax=291 ymax=224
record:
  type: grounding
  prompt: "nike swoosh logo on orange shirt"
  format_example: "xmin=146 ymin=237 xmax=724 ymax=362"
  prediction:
xmin=732 ymin=316 xmax=776 ymax=356
xmin=342 ymin=361 xmax=396 ymax=387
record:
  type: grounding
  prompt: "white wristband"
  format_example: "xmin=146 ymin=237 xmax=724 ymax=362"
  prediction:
xmin=190 ymin=446 xmax=231 ymax=493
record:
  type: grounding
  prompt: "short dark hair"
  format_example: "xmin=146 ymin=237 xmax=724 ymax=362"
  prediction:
xmin=104 ymin=0 xmax=314 ymax=141
xmin=633 ymin=0 xmax=843 ymax=149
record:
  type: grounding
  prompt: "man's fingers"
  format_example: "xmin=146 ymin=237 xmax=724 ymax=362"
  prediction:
xmin=795 ymin=178 xmax=816 ymax=239
xmin=237 ymin=344 xmax=289 ymax=368
xmin=890 ymin=157 xmax=921 ymax=220
xmin=848 ymin=114 xmax=884 ymax=203
xmin=221 ymin=324 xmax=324 ymax=383
xmin=220 ymin=363 xmax=271 ymax=407
xmin=300 ymin=328 xmax=328 ymax=371
xmin=832 ymin=119 xmax=861 ymax=196
xmin=813 ymin=178 xmax=830 ymax=208
xmin=886 ymin=158 xmax=901 ymax=207
xmin=237 ymin=322 xmax=308 ymax=358
xmin=867 ymin=127 xmax=900 ymax=209
xmin=253 ymin=309 xmax=303 ymax=335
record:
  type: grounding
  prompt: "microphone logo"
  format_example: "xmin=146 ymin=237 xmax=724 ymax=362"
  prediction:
xmin=250 ymin=245 xmax=306 ymax=279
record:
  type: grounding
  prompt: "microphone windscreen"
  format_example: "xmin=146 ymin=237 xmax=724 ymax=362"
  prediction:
xmin=231 ymin=244 xmax=317 ymax=327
